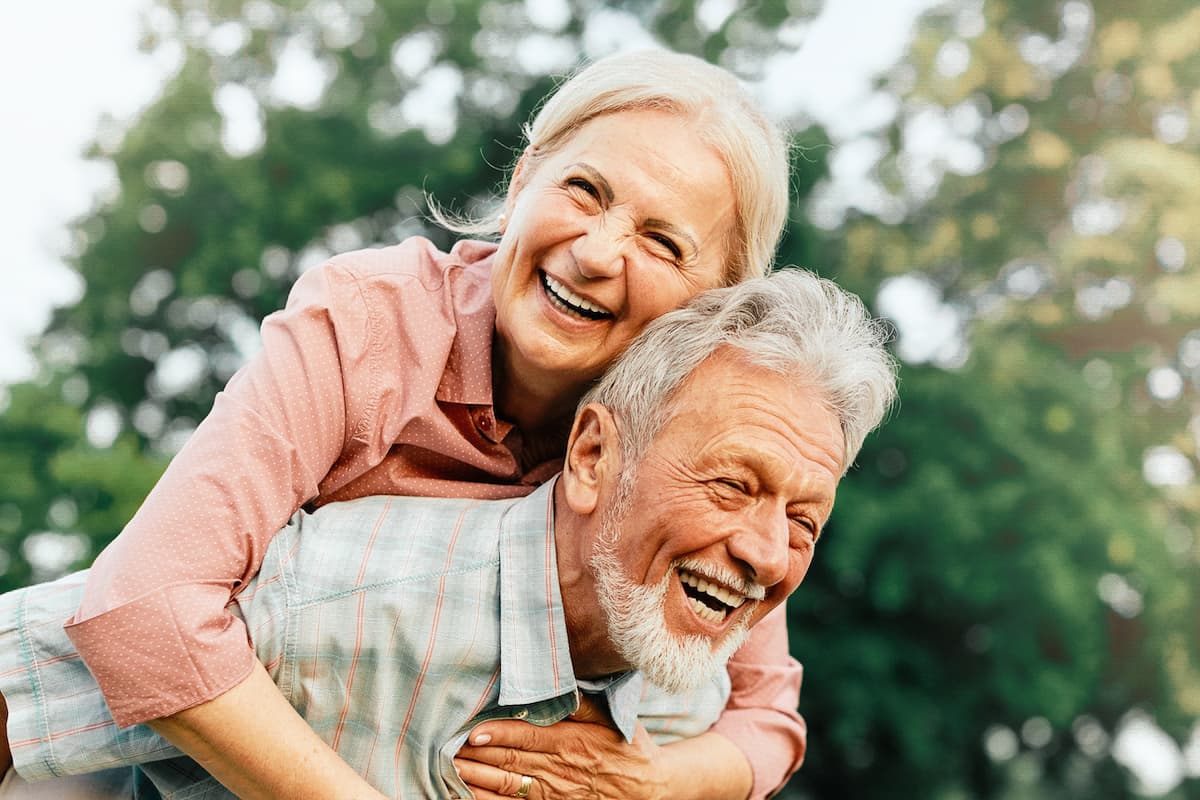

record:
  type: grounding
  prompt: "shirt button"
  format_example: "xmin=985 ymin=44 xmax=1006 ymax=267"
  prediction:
xmin=513 ymin=708 xmax=529 ymax=719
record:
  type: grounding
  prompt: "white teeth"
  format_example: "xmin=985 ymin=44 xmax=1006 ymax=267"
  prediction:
xmin=691 ymin=597 xmax=726 ymax=623
xmin=679 ymin=569 xmax=747 ymax=612
xmin=543 ymin=274 xmax=607 ymax=315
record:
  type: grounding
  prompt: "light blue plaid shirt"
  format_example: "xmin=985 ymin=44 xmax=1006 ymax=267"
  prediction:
xmin=1 ymin=480 xmax=729 ymax=798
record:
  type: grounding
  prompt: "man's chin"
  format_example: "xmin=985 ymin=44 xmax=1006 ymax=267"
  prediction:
xmin=635 ymin=655 xmax=722 ymax=695
xmin=591 ymin=512 xmax=754 ymax=694
xmin=631 ymin=623 xmax=754 ymax=695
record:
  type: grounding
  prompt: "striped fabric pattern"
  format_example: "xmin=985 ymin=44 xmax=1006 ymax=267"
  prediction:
xmin=0 ymin=481 xmax=729 ymax=798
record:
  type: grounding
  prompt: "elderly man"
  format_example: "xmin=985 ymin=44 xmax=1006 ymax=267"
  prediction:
xmin=0 ymin=270 xmax=895 ymax=799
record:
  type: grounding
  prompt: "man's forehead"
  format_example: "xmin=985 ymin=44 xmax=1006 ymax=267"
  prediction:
xmin=657 ymin=351 xmax=845 ymax=481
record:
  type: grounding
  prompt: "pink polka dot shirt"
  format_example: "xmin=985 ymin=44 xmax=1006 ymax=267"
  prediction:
xmin=63 ymin=236 xmax=806 ymax=799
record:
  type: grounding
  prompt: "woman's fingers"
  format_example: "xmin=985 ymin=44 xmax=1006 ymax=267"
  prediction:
xmin=454 ymin=757 xmax=538 ymax=799
xmin=466 ymin=704 xmax=618 ymax=753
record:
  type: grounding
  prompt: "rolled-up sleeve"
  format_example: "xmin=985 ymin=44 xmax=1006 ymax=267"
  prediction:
xmin=65 ymin=260 xmax=376 ymax=728
xmin=708 ymin=604 xmax=807 ymax=799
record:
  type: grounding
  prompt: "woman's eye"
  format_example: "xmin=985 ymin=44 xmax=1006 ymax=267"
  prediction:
xmin=566 ymin=178 xmax=600 ymax=200
xmin=647 ymin=233 xmax=682 ymax=260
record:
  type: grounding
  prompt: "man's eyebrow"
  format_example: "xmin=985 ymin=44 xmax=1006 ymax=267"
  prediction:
xmin=744 ymin=450 xmax=838 ymax=508
xmin=568 ymin=163 xmax=614 ymax=203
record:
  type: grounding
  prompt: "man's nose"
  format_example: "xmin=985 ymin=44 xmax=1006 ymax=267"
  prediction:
xmin=572 ymin=221 xmax=627 ymax=279
xmin=728 ymin=506 xmax=791 ymax=589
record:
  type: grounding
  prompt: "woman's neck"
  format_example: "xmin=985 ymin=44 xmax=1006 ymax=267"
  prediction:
xmin=491 ymin=342 xmax=583 ymax=436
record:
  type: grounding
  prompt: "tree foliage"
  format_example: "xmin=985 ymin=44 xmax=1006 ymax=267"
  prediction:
xmin=2 ymin=0 xmax=1196 ymax=796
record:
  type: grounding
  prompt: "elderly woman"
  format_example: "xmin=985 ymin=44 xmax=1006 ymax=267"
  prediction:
xmin=0 ymin=48 xmax=801 ymax=799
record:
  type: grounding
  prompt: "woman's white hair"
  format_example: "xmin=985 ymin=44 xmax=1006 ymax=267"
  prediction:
xmin=580 ymin=269 xmax=898 ymax=474
xmin=434 ymin=48 xmax=790 ymax=284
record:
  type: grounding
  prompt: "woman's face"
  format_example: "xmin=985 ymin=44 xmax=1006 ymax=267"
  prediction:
xmin=492 ymin=109 xmax=736 ymax=395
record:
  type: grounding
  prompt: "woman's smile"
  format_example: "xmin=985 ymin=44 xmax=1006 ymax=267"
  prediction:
xmin=491 ymin=108 xmax=736 ymax=413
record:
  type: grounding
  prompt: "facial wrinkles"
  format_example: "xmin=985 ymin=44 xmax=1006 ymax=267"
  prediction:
xmin=626 ymin=390 xmax=840 ymax=591
xmin=490 ymin=111 xmax=739 ymax=400
xmin=568 ymin=163 xmax=614 ymax=203
xmin=656 ymin=421 xmax=836 ymax=523
xmin=582 ymin=178 xmax=725 ymax=290
xmin=646 ymin=143 xmax=736 ymax=272
xmin=647 ymin=195 xmax=735 ymax=284
xmin=713 ymin=431 xmax=838 ymax=521
xmin=580 ymin=131 xmax=733 ymax=281
xmin=590 ymin=492 xmax=757 ymax=693
xmin=685 ymin=381 xmax=844 ymax=500
xmin=536 ymin=180 xmax=714 ymax=327
xmin=619 ymin=450 xmax=757 ymax=588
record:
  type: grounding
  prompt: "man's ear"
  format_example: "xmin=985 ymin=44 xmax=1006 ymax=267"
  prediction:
xmin=562 ymin=403 xmax=621 ymax=516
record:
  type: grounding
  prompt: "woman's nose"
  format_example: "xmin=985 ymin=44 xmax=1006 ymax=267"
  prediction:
xmin=572 ymin=222 xmax=627 ymax=280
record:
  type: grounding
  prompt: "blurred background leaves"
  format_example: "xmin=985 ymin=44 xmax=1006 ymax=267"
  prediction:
xmin=0 ymin=0 xmax=1195 ymax=796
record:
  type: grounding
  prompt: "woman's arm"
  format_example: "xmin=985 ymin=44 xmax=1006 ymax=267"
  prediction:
xmin=457 ymin=606 xmax=804 ymax=800
xmin=1 ymin=689 xmax=11 ymax=774
xmin=59 ymin=241 xmax=503 ymax=796
xmin=706 ymin=606 xmax=807 ymax=798
xmin=149 ymin=662 xmax=387 ymax=800
xmin=456 ymin=695 xmax=754 ymax=800
xmin=65 ymin=257 xmax=380 ymax=727
xmin=60 ymin=256 xmax=399 ymax=795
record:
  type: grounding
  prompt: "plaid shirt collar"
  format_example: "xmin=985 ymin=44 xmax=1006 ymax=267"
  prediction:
xmin=497 ymin=478 xmax=642 ymax=743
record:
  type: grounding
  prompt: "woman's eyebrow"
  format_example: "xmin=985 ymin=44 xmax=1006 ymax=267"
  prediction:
xmin=568 ymin=163 xmax=699 ymax=252
xmin=645 ymin=219 xmax=699 ymax=253
xmin=567 ymin=163 xmax=614 ymax=203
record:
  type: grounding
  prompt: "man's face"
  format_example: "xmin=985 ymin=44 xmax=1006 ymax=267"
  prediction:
xmin=591 ymin=350 xmax=844 ymax=692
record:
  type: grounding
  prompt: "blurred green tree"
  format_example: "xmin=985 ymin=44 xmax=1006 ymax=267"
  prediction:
xmin=786 ymin=0 xmax=1200 ymax=796
xmin=1 ymin=0 xmax=1195 ymax=797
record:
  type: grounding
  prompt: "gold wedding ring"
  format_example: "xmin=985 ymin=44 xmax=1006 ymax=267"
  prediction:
xmin=514 ymin=774 xmax=533 ymax=798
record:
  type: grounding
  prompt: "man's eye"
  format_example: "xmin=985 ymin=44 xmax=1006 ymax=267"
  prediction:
xmin=791 ymin=517 xmax=819 ymax=542
xmin=716 ymin=479 xmax=746 ymax=494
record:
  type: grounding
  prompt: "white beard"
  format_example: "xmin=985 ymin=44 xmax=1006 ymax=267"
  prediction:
xmin=589 ymin=475 xmax=755 ymax=694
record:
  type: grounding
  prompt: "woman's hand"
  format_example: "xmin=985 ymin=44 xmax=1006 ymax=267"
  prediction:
xmin=454 ymin=695 xmax=670 ymax=800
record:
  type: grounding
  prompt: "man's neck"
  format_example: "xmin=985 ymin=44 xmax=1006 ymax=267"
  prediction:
xmin=551 ymin=482 xmax=628 ymax=679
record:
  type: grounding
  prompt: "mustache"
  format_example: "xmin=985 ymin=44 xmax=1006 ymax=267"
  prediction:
xmin=673 ymin=557 xmax=766 ymax=601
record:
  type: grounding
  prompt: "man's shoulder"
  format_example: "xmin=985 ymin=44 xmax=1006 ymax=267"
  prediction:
xmin=282 ymin=494 xmax=510 ymax=595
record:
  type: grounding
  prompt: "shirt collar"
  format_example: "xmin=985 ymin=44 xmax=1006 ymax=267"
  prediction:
xmin=434 ymin=242 xmax=500 ymax=408
xmin=577 ymin=672 xmax=644 ymax=743
xmin=496 ymin=478 xmax=641 ymax=743
xmin=497 ymin=478 xmax=575 ymax=706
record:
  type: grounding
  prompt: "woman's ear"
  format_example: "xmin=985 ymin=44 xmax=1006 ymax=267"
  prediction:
xmin=562 ymin=403 xmax=621 ymax=516
xmin=502 ymin=146 xmax=538 ymax=222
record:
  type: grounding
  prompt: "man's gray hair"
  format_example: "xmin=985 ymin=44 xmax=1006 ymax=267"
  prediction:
xmin=580 ymin=270 xmax=898 ymax=474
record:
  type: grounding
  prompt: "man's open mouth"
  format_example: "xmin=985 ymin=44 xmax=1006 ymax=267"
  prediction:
xmin=540 ymin=272 xmax=612 ymax=321
xmin=678 ymin=568 xmax=746 ymax=625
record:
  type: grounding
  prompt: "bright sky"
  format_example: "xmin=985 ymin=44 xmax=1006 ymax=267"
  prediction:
xmin=0 ymin=0 xmax=163 ymax=384
xmin=0 ymin=0 xmax=944 ymax=387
